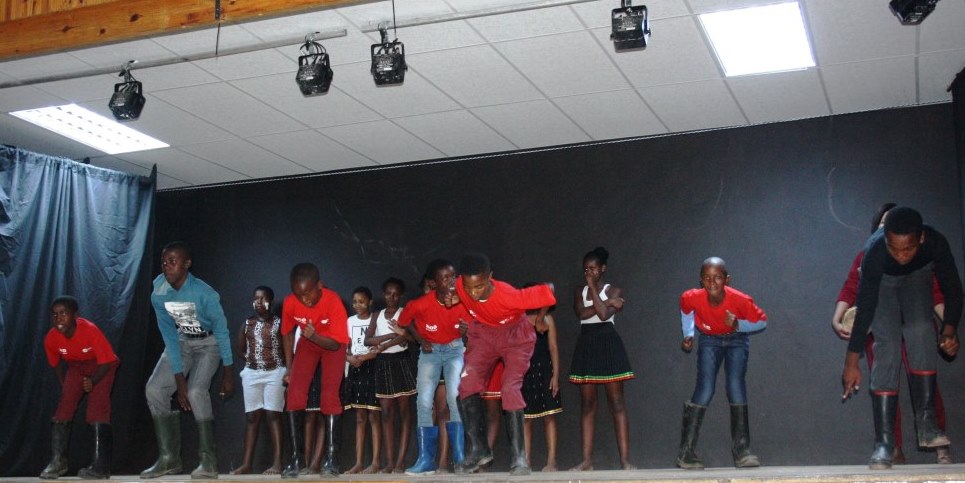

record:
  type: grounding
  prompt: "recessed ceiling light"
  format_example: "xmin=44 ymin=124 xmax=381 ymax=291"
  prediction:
xmin=699 ymin=2 xmax=815 ymax=77
xmin=9 ymin=103 xmax=168 ymax=155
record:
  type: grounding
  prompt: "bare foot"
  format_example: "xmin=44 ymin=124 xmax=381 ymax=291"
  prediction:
xmin=361 ymin=464 xmax=380 ymax=474
xmin=392 ymin=466 xmax=405 ymax=474
xmin=542 ymin=463 xmax=558 ymax=472
xmin=229 ymin=465 xmax=251 ymax=475
xmin=262 ymin=465 xmax=281 ymax=476
xmin=436 ymin=467 xmax=449 ymax=474
xmin=345 ymin=463 xmax=364 ymax=474
xmin=937 ymin=446 xmax=953 ymax=464
xmin=378 ymin=465 xmax=394 ymax=474
xmin=569 ymin=460 xmax=593 ymax=471
xmin=622 ymin=462 xmax=637 ymax=470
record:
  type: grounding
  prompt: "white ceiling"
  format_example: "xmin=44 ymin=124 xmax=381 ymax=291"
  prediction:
xmin=1 ymin=0 xmax=964 ymax=190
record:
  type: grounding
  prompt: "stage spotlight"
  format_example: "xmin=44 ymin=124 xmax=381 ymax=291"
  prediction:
xmin=889 ymin=0 xmax=940 ymax=24
xmin=108 ymin=61 xmax=145 ymax=121
xmin=295 ymin=32 xmax=334 ymax=96
xmin=611 ymin=0 xmax=650 ymax=51
xmin=371 ymin=26 xmax=407 ymax=86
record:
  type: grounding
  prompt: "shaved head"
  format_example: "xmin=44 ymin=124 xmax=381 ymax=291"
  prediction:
xmin=701 ymin=257 xmax=727 ymax=275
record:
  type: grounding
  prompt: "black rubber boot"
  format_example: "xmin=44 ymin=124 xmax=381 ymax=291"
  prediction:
xmin=191 ymin=419 xmax=218 ymax=479
xmin=40 ymin=421 xmax=71 ymax=479
xmin=78 ymin=423 xmax=112 ymax=479
xmin=910 ymin=374 xmax=951 ymax=448
xmin=319 ymin=414 xmax=340 ymax=477
xmin=506 ymin=410 xmax=531 ymax=476
xmin=281 ymin=410 xmax=305 ymax=478
xmin=869 ymin=394 xmax=898 ymax=470
xmin=140 ymin=413 xmax=183 ymax=479
xmin=455 ymin=395 xmax=492 ymax=474
xmin=731 ymin=404 xmax=760 ymax=468
xmin=676 ymin=402 xmax=705 ymax=470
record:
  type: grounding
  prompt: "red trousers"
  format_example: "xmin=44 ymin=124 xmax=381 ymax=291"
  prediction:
xmin=286 ymin=341 xmax=345 ymax=414
xmin=458 ymin=316 xmax=534 ymax=411
xmin=54 ymin=360 xmax=118 ymax=424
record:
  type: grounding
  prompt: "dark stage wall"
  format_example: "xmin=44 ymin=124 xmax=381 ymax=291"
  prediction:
xmin=144 ymin=103 xmax=964 ymax=474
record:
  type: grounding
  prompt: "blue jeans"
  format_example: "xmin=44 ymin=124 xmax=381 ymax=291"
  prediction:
xmin=416 ymin=339 xmax=465 ymax=427
xmin=690 ymin=332 xmax=749 ymax=406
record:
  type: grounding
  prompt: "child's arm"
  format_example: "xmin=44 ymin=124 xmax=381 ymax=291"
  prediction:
xmin=680 ymin=307 xmax=695 ymax=352
xmin=404 ymin=323 xmax=431 ymax=353
xmin=830 ymin=301 xmax=852 ymax=340
xmin=300 ymin=322 xmax=339 ymax=350
xmin=546 ymin=314 xmax=560 ymax=397
xmin=732 ymin=298 xmax=768 ymax=333
xmin=363 ymin=310 xmax=400 ymax=346
xmin=282 ymin=330 xmax=294 ymax=385
xmin=236 ymin=321 xmax=248 ymax=365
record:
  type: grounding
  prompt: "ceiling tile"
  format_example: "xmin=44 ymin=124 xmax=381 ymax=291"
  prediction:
xmin=155 ymin=173 xmax=192 ymax=190
xmin=0 ymin=113 xmax=101 ymax=159
xmin=151 ymin=82 xmax=307 ymax=137
xmin=320 ymin=120 xmax=444 ymax=163
xmin=135 ymin=63 xmax=220 ymax=91
xmin=232 ymin=72 xmax=383 ymax=128
xmin=727 ymin=68 xmax=830 ymax=124
xmin=179 ymin=139 xmax=311 ymax=178
xmin=690 ymin=0 xmax=784 ymax=14
xmin=471 ymin=99 xmax=590 ymax=148
xmin=408 ymin=45 xmax=543 ymax=107
xmin=68 ymin=40 xmax=175 ymax=69
xmin=919 ymin=50 xmax=965 ymax=104
xmin=821 ymin=57 xmax=917 ymax=114
xmin=276 ymin=27 xmax=378 ymax=66
xmin=380 ymin=21 xmax=487 ymax=54
xmin=88 ymin=155 xmax=154 ymax=177
xmin=595 ymin=16 xmax=720 ymax=88
xmin=118 ymin=147 xmax=250 ymax=185
xmin=496 ymin=31 xmax=629 ymax=97
xmin=248 ymin=130 xmax=377 ymax=171
xmin=918 ymin=1 xmax=965 ymax=53
xmin=571 ymin=0 xmax=691 ymax=29
xmin=394 ymin=110 xmax=515 ymax=155
xmin=35 ymin=74 xmax=119 ymax=103
xmin=0 ymin=53 xmax=94 ymax=82
xmin=333 ymin=64 xmax=461 ymax=118
xmin=554 ymin=89 xmax=667 ymax=139
xmin=806 ymin=0 xmax=915 ymax=65
xmin=152 ymin=25 xmax=262 ymax=58
xmin=241 ymin=9 xmax=347 ymax=44
xmin=75 ymin=95 xmax=233 ymax=146
xmin=640 ymin=79 xmax=746 ymax=131
xmin=337 ymin=0 xmax=454 ymax=29
xmin=468 ymin=5 xmax=584 ymax=42
xmin=192 ymin=49 xmax=296 ymax=81
xmin=0 ymin=85 xmax=67 ymax=112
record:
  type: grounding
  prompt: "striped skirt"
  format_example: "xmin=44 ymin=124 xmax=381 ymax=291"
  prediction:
xmin=568 ymin=322 xmax=634 ymax=384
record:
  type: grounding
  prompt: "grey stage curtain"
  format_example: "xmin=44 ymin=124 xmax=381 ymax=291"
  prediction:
xmin=0 ymin=145 xmax=155 ymax=476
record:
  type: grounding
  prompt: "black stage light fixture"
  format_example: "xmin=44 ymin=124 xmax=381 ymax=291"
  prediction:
xmin=371 ymin=26 xmax=407 ymax=86
xmin=295 ymin=33 xmax=334 ymax=96
xmin=611 ymin=0 xmax=650 ymax=52
xmin=108 ymin=61 xmax=146 ymax=121
xmin=889 ymin=0 xmax=940 ymax=24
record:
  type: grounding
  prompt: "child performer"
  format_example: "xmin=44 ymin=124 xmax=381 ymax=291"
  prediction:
xmin=341 ymin=287 xmax=383 ymax=474
xmin=522 ymin=299 xmax=561 ymax=472
xmin=454 ymin=253 xmax=556 ymax=476
xmin=365 ymin=278 xmax=416 ymax=473
xmin=281 ymin=263 xmax=349 ymax=478
xmin=677 ymin=257 xmax=767 ymax=470
xmin=41 ymin=296 xmax=119 ymax=480
xmin=396 ymin=259 xmax=470 ymax=475
xmin=231 ymin=286 xmax=285 ymax=475
xmin=568 ymin=247 xmax=635 ymax=471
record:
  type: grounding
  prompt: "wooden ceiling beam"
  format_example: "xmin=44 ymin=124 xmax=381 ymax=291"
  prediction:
xmin=0 ymin=0 xmax=367 ymax=61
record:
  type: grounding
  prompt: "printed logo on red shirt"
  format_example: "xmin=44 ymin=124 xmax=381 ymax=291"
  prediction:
xmin=82 ymin=347 xmax=93 ymax=353
xmin=426 ymin=324 xmax=438 ymax=332
xmin=294 ymin=316 xmax=309 ymax=326
xmin=59 ymin=348 xmax=67 ymax=354
xmin=320 ymin=319 xmax=329 ymax=325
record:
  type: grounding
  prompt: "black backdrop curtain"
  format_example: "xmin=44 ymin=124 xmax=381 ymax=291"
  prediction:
xmin=0 ymin=145 xmax=155 ymax=476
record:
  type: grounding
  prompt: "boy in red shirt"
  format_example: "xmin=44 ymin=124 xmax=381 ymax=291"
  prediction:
xmin=280 ymin=263 xmax=349 ymax=477
xmin=41 ymin=296 xmax=119 ymax=479
xmin=676 ymin=257 xmax=767 ymax=470
xmin=454 ymin=253 xmax=555 ymax=476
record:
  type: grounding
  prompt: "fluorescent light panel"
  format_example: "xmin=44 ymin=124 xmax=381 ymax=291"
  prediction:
xmin=699 ymin=2 xmax=815 ymax=77
xmin=9 ymin=104 xmax=168 ymax=155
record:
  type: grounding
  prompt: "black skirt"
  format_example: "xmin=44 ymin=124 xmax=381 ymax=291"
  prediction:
xmin=374 ymin=351 xmax=417 ymax=398
xmin=341 ymin=360 xmax=380 ymax=410
xmin=523 ymin=330 xmax=562 ymax=418
xmin=568 ymin=322 xmax=634 ymax=384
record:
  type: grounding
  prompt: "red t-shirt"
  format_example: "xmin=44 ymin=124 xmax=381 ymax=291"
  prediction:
xmin=281 ymin=290 xmax=349 ymax=344
xmin=44 ymin=317 xmax=118 ymax=367
xmin=680 ymin=286 xmax=767 ymax=336
xmin=455 ymin=277 xmax=555 ymax=327
xmin=397 ymin=292 xmax=470 ymax=344
xmin=836 ymin=251 xmax=944 ymax=305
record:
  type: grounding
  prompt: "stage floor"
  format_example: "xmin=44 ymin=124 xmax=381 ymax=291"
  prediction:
xmin=4 ymin=465 xmax=965 ymax=483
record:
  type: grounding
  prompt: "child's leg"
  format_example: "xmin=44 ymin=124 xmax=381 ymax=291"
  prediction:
xmin=485 ymin=398 xmax=502 ymax=450
xmin=523 ymin=417 xmax=533 ymax=467
xmin=570 ymin=384 xmax=597 ymax=471
xmin=544 ymin=415 xmax=558 ymax=471
xmin=604 ymin=381 xmax=634 ymax=469
xmin=346 ymin=409 xmax=366 ymax=474
xmin=691 ymin=335 xmax=724 ymax=406
xmin=231 ymin=409 xmax=263 ymax=474
xmin=395 ymin=395 xmax=413 ymax=470
xmin=365 ymin=410 xmax=383 ymax=473
xmin=379 ymin=397 xmax=397 ymax=472
xmin=305 ymin=412 xmax=322 ymax=471
xmin=265 ymin=410 xmax=283 ymax=474
xmin=436 ymin=384 xmax=450 ymax=471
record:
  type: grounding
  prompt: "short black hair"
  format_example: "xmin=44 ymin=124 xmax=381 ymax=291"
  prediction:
xmin=162 ymin=241 xmax=192 ymax=260
xmin=459 ymin=253 xmax=491 ymax=276
xmin=425 ymin=259 xmax=453 ymax=280
xmin=254 ymin=285 xmax=275 ymax=302
xmin=382 ymin=277 xmax=406 ymax=293
xmin=871 ymin=202 xmax=897 ymax=234
xmin=701 ymin=256 xmax=728 ymax=276
xmin=883 ymin=206 xmax=923 ymax=236
xmin=51 ymin=295 xmax=79 ymax=313
xmin=583 ymin=246 xmax=609 ymax=266
xmin=353 ymin=286 xmax=373 ymax=300
xmin=290 ymin=263 xmax=320 ymax=283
